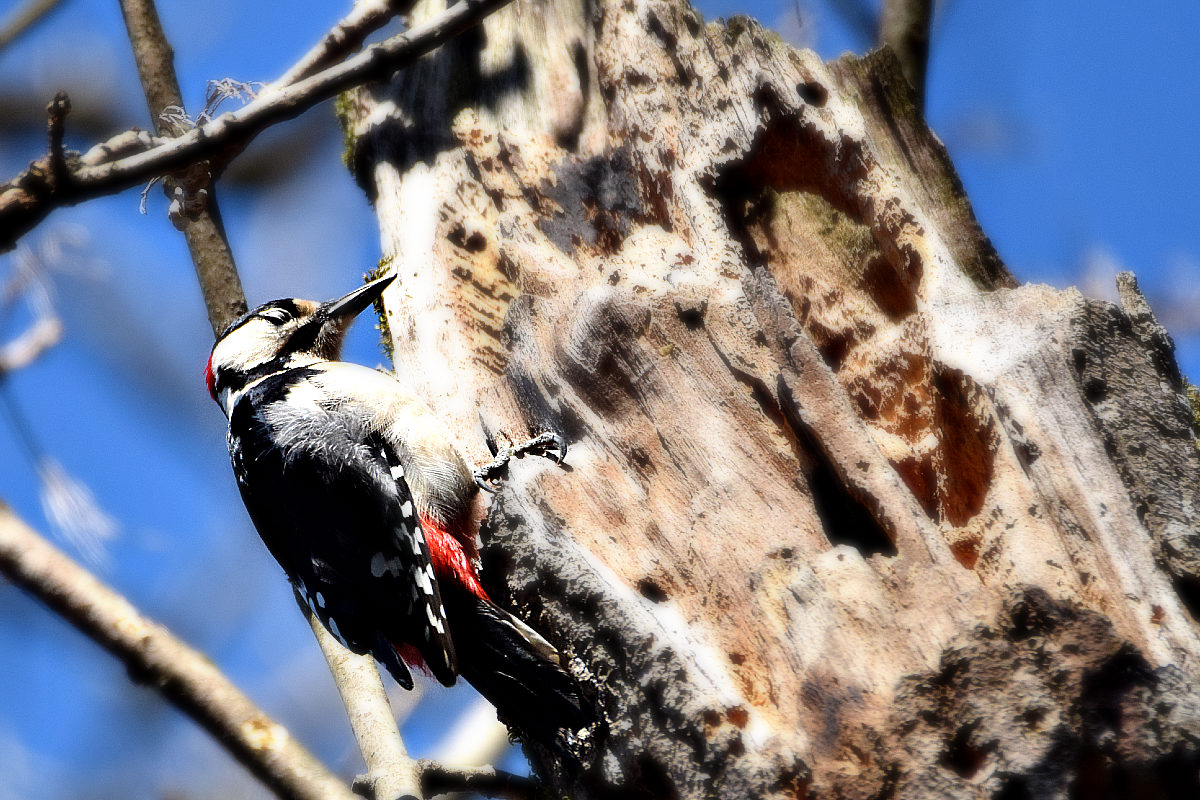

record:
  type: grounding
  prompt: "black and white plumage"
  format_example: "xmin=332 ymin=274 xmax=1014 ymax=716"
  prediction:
xmin=226 ymin=363 xmax=454 ymax=687
xmin=206 ymin=275 xmax=594 ymax=744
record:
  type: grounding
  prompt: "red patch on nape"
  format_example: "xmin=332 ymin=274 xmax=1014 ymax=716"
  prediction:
xmin=421 ymin=515 xmax=489 ymax=601
xmin=203 ymin=353 xmax=217 ymax=402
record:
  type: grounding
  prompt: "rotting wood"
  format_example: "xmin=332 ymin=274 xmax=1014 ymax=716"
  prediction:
xmin=342 ymin=0 xmax=1200 ymax=796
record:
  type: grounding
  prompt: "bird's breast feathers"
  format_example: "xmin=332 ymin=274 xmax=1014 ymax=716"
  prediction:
xmin=233 ymin=361 xmax=476 ymax=525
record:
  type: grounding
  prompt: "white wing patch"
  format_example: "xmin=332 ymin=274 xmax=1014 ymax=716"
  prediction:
xmin=297 ymin=581 xmax=318 ymax=617
xmin=298 ymin=579 xmax=351 ymax=649
xmin=425 ymin=604 xmax=445 ymax=634
xmin=415 ymin=563 xmax=434 ymax=595
xmin=397 ymin=516 xmax=454 ymax=668
xmin=328 ymin=617 xmax=347 ymax=646
xmin=336 ymin=407 xmax=456 ymax=674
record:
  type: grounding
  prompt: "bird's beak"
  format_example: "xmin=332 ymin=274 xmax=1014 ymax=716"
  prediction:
xmin=321 ymin=273 xmax=396 ymax=323
xmin=306 ymin=273 xmax=396 ymax=359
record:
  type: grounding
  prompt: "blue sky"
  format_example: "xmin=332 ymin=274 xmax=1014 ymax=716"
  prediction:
xmin=1 ymin=1 xmax=1197 ymax=797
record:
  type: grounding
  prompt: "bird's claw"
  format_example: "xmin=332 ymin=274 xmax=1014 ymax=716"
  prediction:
xmin=474 ymin=471 xmax=502 ymax=493
xmin=473 ymin=431 xmax=568 ymax=493
xmin=514 ymin=430 xmax=568 ymax=464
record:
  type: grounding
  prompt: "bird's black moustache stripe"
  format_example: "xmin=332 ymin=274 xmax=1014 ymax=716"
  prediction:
xmin=228 ymin=366 xmax=321 ymax=427
xmin=214 ymin=344 xmax=323 ymax=399
xmin=213 ymin=311 xmax=328 ymax=400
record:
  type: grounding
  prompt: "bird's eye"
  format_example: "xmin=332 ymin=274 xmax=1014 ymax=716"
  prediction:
xmin=261 ymin=309 xmax=291 ymax=325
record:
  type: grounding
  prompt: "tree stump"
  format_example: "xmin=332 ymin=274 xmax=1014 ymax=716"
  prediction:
xmin=338 ymin=0 xmax=1200 ymax=796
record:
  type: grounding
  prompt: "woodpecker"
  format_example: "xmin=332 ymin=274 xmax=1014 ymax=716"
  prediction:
xmin=206 ymin=274 xmax=592 ymax=746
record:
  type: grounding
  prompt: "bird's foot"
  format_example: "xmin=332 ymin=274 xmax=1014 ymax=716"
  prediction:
xmin=474 ymin=431 xmax=568 ymax=492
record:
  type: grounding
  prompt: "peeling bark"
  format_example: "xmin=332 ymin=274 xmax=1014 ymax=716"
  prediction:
xmin=341 ymin=0 xmax=1200 ymax=796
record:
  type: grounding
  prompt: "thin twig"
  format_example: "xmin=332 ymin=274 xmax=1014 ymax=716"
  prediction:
xmin=118 ymin=0 xmax=458 ymax=794
xmin=0 ymin=0 xmax=515 ymax=254
xmin=119 ymin=0 xmax=419 ymax=794
xmin=0 ymin=0 xmax=63 ymax=54
xmin=117 ymin=4 xmax=416 ymax=797
xmin=0 ymin=503 xmax=359 ymax=800
xmin=79 ymin=129 xmax=164 ymax=167
xmin=878 ymin=0 xmax=933 ymax=111
xmin=4 ymin=2 xmax=530 ymax=796
xmin=0 ymin=314 xmax=61 ymax=378
xmin=419 ymin=761 xmax=542 ymax=800
xmin=274 ymin=0 xmax=410 ymax=88
xmin=118 ymin=0 xmax=247 ymax=334
xmin=298 ymin=590 xmax=424 ymax=800
xmin=45 ymin=92 xmax=70 ymax=184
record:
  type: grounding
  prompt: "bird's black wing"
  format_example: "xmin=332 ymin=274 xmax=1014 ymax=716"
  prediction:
xmin=227 ymin=369 xmax=457 ymax=687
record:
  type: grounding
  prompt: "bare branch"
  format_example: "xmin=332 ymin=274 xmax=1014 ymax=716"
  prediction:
xmin=302 ymin=599 xmax=543 ymax=800
xmin=1 ymin=3 xmax=532 ymax=797
xmin=274 ymin=0 xmax=409 ymax=88
xmin=878 ymin=0 xmax=933 ymax=111
xmin=0 ymin=503 xmax=360 ymax=800
xmin=80 ymin=129 xmax=164 ymax=166
xmin=419 ymin=762 xmax=541 ymax=800
xmin=0 ymin=235 xmax=64 ymax=377
xmin=298 ymin=591 xmax=424 ymax=800
xmin=118 ymin=0 xmax=247 ymax=334
xmin=0 ymin=0 xmax=516 ymax=255
xmin=118 ymin=3 xmax=455 ymax=794
xmin=0 ymin=315 xmax=60 ymax=378
xmin=45 ymin=92 xmax=70 ymax=184
xmin=0 ymin=0 xmax=63 ymax=54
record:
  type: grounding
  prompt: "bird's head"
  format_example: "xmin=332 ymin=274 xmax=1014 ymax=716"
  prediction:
xmin=205 ymin=273 xmax=395 ymax=413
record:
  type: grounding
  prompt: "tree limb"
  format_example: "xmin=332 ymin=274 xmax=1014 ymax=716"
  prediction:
xmin=299 ymin=598 xmax=540 ymax=800
xmin=0 ymin=0 xmax=516 ymax=254
xmin=878 ymin=0 xmax=933 ymax=110
xmin=45 ymin=92 xmax=70 ymax=185
xmin=0 ymin=314 xmax=61 ymax=378
xmin=419 ymin=761 xmax=541 ymax=800
xmin=298 ymin=590 xmax=424 ymax=800
xmin=114 ymin=2 xmax=493 ymax=793
xmin=0 ymin=502 xmax=359 ymax=800
xmin=0 ymin=0 xmax=62 ymax=54
xmin=118 ymin=0 xmax=247 ymax=335
xmin=0 ymin=3 xmax=533 ymax=796
xmin=274 ymin=0 xmax=411 ymax=88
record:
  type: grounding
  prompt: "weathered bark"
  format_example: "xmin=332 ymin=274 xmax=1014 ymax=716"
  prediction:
xmin=340 ymin=0 xmax=1200 ymax=797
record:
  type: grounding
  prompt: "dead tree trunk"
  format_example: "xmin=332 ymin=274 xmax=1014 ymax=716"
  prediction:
xmin=338 ymin=0 xmax=1200 ymax=796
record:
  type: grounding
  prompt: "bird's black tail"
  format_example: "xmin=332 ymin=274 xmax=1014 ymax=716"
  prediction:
xmin=445 ymin=590 xmax=596 ymax=751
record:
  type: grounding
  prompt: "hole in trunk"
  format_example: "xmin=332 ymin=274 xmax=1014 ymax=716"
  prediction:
xmin=777 ymin=376 xmax=897 ymax=557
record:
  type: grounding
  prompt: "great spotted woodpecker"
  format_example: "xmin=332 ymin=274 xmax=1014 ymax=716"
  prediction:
xmin=205 ymin=274 xmax=592 ymax=746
